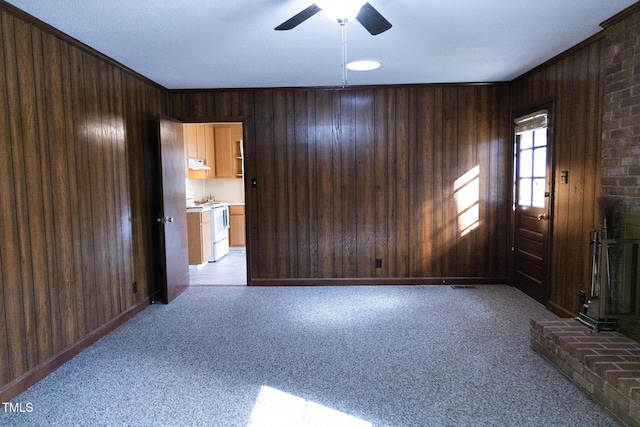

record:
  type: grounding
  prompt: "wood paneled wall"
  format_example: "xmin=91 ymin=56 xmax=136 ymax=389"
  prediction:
xmin=511 ymin=36 xmax=604 ymax=316
xmin=3 ymin=0 xmax=611 ymax=402
xmin=170 ymin=85 xmax=512 ymax=284
xmin=0 ymin=4 xmax=165 ymax=399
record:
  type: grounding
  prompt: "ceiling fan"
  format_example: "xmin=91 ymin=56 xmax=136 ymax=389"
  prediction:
xmin=275 ymin=1 xmax=392 ymax=35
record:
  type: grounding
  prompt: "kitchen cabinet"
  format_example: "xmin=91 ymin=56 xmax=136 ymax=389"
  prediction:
xmin=184 ymin=124 xmax=208 ymax=160
xmin=184 ymin=124 xmax=215 ymax=179
xmin=213 ymin=123 xmax=243 ymax=178
xmin=204 ymin=125 xmax=215 ymax=178
xmin=187 ymin=210 xmax=212 ymax=264
xmin=229 ymin=204 xmax=246 ymax=247
xmin=184 ymin=124 xmax=198 ymax=159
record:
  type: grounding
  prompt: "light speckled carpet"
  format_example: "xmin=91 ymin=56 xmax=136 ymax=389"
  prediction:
xmin=2 ymin=285 xmax=621 ymax=426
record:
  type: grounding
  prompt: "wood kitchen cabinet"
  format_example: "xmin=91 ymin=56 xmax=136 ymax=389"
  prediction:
xmin=184 ymin=124 xmax=207 ymax=159
xmin=204 ymin=125 xmax=215 ymax=178
xmin=187 ymin=210 xmax=212 ymax=264
xmin=229 ymin=205 xmax=246 ymax=247
xmin=213 ymin=123 xmax=243 ymax=178
xmin=184 ymin=124 xmax=198 ymax=159
xmin=184 ymin=123 xmax=215 ymax=178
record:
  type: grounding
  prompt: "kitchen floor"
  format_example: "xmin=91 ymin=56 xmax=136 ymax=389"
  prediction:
xmin=189 ymin=248 xmax=247 ymax=286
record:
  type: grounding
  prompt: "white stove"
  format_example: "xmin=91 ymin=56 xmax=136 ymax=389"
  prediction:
xmin=209 ymin=203 xmax=230 ymax=262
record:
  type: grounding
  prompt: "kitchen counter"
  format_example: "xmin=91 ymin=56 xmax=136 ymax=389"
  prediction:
xmin=186 ymin=201 xmax=243 ymax=212
xmin=186 ymin=202 xmax=225 ymax=212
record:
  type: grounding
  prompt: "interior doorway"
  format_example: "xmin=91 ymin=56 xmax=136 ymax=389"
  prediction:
xmin=512 ymin=109 xmax=552 ymax=304
xmin=183 ymin=121 xmax=247 ymax=286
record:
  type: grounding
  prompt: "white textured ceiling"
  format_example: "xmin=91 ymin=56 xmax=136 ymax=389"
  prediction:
xmin=4 ymin=0 xmax=637 ymax=89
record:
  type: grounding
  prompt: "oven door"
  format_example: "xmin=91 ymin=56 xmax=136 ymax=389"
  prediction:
xmin=211 ymin=206 xmax=229 ymax=243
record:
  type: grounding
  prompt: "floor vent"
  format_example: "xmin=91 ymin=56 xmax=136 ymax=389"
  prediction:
xmin=451 ymin=285 xmax=476 ymax=289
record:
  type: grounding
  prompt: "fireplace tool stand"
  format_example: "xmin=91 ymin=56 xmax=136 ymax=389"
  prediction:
xmin=577 ymin=221 xmax=619 ymax=331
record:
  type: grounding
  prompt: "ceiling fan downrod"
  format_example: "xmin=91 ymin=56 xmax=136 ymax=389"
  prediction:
xmin=342 ymin=21 xmax=348 ymax=87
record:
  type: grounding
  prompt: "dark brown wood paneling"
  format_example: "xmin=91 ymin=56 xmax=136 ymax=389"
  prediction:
xmin=83 ymin=50 xmax=105 ymax=331
xmin=60 ymin=41 xmax=85 ymax=343
xmin=1 ymin=4 xmax=165 ymax=400
xmin=170 ymin=85 xmax=512 ymax=285
xmin=315 ymin=90 xmax=334 ymax=277
xmin=356 ymin=88 xmax=376 ymax=277
xmin=68 ymin=43 xmax=90 ymax=340
xmin=373 ymin=88 xmax=389 ymax=277
xmin=431 ymin=86 xmax=445 ymax=276
xmin=5 ymin=11 xmax=40 ymax=373
xmin=456 ymin=86 xmax=478 ymax=277
xmin=0 ymin=9 xmax=20 ymax=386
xmin=476 ymin=86 xmax=490 ymax=278
xmin=293 ymin=90 xmax=312 ymax=278
xmin=41 ymin=29 xmax=70 ymax=353
xmin=396 ymin=87 xmax=415 ymax=277
xmin=273 ymin=90 xmax=290 ymax=278
xmin=441 ymin=86 xmax=459 ymax=276
xmin=414 ymin=86 xmax=435 ymax=276
xmin=511 ymin=36 xmax=603 ymax=316
xmin=284 ymin=91 xmax=297 ymax=275
xmin=253 ymin=90 xmax=277 ymax=278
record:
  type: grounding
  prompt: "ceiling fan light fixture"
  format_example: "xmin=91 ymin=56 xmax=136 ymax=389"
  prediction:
xmin=346 ymin=60 xmax=381 ymax=71
xmin=316 ymin=0 xmax=367 ymax=23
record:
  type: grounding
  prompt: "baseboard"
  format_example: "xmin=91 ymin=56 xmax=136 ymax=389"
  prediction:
xmin=0 ymin=297 xmax=150 ymax=402
xmin=249 ymin=277 xmax=510 ymax=286
xmin=546 ymin=300 xmax=576 ymax=318
xmin=149 ymin=287 xmax=163 ymax=304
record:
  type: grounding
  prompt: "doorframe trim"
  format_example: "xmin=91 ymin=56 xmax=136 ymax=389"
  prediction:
xmin=175 ymin=115 xmax=251 ymax=286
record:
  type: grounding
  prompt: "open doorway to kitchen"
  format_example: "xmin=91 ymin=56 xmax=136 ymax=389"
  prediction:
xmin=184 ymin=122 xmax=247 ymax=286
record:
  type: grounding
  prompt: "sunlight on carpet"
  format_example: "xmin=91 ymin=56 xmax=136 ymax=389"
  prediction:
xmin=247 ymin=385 xmax=371 ymax=427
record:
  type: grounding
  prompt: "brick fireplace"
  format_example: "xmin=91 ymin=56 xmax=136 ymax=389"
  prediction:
xmin=601 ymin=6 xmax=640 ymax=213
xmin=531 ymin=319 xmax=640 ymax=426
xmin=600 ymin=4 xmax=640 ymax=342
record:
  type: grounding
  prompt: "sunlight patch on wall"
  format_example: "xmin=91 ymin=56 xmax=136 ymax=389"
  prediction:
xmin=247 ymin=385 xmax=371 ymax=427
xmin=454 ymin=165 xmax=480 ymax=237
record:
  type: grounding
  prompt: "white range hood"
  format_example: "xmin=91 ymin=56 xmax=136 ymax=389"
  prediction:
xmin=188 ymin=158 xmax=211 ymax=170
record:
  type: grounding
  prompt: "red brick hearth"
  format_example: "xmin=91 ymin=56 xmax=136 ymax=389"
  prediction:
xmin=530 ymin=319 xmax=640 ymax=426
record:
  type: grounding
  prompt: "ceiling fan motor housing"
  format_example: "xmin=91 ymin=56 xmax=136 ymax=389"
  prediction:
xmin=316 ymin=0 xmax=367 ymax=23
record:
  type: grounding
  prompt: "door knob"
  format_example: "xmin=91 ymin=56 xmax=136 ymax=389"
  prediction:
xmin=536 ymin=213 xmax=549 ymax=221
xmin=156 ymin=217 xmax=174 ymax=223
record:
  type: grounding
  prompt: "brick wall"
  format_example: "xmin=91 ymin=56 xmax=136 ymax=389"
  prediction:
xmin=602 ymin=6 xmax=640 ymax=214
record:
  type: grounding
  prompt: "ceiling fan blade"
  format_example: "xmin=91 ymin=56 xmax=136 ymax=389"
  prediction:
xmin=356 ymin=2 xmax=392 ymax=35
xmin=275 ymin=4 xmax=322 ymax=31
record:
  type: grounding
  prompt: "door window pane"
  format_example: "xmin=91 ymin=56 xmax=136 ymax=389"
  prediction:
xmin=533 ymin=147 xmax=547 ymax=177
xmin=534 ymin=128 xmax=547 ymax=147
xmin=519 ymin=178 xmax=532 ymax=206
xmin=520 ymin=131 xmax=533 ymax=149
xmin=519 ymin=149 xmax=533 ymax=178
xmin=532 ymin=178 xmax=546 ymax=208
xmin=514 ymin=111 xmax=548 ymax=209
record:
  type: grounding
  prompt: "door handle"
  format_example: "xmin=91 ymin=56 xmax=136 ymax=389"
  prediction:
xmin=536 ymin=213 xmax=549 ymax=221
xmin=157 ymin=217 xmax=174 ymax=223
